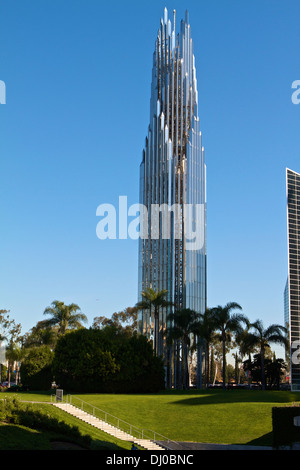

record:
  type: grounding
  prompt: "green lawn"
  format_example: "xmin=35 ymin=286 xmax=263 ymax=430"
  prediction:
xmin=0 ymin=423 xmax=53 ymax=450
xmin=4 ymin=389 xmax=300 ymax=447
xmin=69 ymin=389 xmax=300 ymax=446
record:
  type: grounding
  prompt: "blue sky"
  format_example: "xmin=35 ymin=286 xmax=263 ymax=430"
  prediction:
xmin=0 ymin=0 xmax=299 ymax=359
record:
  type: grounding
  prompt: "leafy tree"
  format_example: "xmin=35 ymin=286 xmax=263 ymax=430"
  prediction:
xmin=21 ymin=320 xmax=58 ymax=350
xmin=43 ymin=300 xmax=88 ymax=336
xmin=0 ymin=310 xmax=10 ymax=342
xmin=243 ymin=352 xmax=287 ymax=389
xmin=92 ymin=316 xmax=115 ymax=329
xmin=92 ymin=307 xmax=138 ymax=336
xmin=226 ymin=363 xmax=235 ymax=383
xmin=246 ymin=320 xmax=288 ymax=390
xmin=0 ymin=310 xmax=21 ymax=344
xmin=20 ymin=345 xmax=54 ymax=390
xmin=266 ymin=355 xmax=287 ymax=389
xmin=0 ymin=364 xmax=7 ymax=383
xmin=52 ymin=327 xmax=165 ymax=393
xmin=111 ymin=307 xmax=138 ymax=334
xmin=136 ymin=288 xmax=173 ymax=356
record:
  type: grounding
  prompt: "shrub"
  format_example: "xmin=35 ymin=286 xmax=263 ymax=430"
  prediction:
xmin=52 ymin=327 xmax=165 ymax=393
xmin=0 ymin=398 xmax=91 ymax=448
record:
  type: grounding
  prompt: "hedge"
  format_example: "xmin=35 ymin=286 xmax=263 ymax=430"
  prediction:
xmin=272 ymin=405 xmax=300 ymax=448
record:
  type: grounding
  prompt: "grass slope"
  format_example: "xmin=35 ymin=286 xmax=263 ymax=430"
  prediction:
xmin=0 ymin=399 xmax=135 ymax=450
xmin=4 ymin=389 xmax=300 ymax=447
xmin=71 ymin=389 xmax=300 ymax=446
xmin=0 ymin=423 xmax=52 ymax=450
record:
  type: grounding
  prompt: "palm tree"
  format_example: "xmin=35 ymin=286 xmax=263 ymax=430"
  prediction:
xmin=0 ymin=332 xmax=7 ymax=384
xmin=5 ymin=342 xmax=22 ymax=386
xmin=235 ymin=325 xmax=257 ymax=384
xmin=247 ymin=320 xmax=288 ymax=390
xmin=212 ymin=302 xmax=248 ymax=390
xmin=43 ymin=300 xmax=88 ymax=336
xmin=195 ymin=308 xmax=217 ymax=388
xmin=135 ymin=288 xmax=173 ymax=356
xmin=166 ymin=308 xmax=202 ymax=389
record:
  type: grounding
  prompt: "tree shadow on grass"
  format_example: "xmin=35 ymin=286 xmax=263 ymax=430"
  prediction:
xmin=246 ymin=432 xmax=273 ymax=447
xmin=51 ymin=438 xmax=129 ymax=451
xmin=0 ymin=423 xmax=129 ymax=451
xmin=165 ymin=390 xmax=300 ymax=406
xmin=90 ymin=439 xmax=132 ymax=451
xmin=0 ymin=424 xmax=51 ymax=450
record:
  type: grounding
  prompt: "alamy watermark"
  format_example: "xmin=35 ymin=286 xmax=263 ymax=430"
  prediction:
xmin=291 ymin=340 xmax=300 ymax=365
xmin=0 ymin=80 xmax=6 ymax=104
xmin=96 ymin=196 xmax=204 ymax=251
xmin=291 ymin=80 xmax=300 ymax=105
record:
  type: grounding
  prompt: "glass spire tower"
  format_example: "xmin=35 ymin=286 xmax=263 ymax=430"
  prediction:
xmin=138 ymin=8 xmax=207 ymax=383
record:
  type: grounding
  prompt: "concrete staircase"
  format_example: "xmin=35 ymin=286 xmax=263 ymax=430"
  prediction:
xmin=53 ymin=403 xmax=165 ymax=451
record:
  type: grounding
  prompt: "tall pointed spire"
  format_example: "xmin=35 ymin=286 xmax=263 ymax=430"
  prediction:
xmin=138 ymin=9 xmax=207 ymax=389
xmin=164 ymin=7 xmax=168 ymax=25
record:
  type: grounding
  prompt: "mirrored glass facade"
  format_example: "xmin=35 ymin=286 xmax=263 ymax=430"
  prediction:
xmin=286 ymin=168 xmax=300 ymax=391
xmin=138 ymin=9 xmax=207 ymax=372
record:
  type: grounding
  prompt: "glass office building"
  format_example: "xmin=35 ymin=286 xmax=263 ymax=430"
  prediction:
xmin=284 ymin=278 xmax=290 ymax=364
xmin=284 ymin=277 xmax=289 ymax=328
xmin=138 ymin=9 xmax=207 ymax=384
xmin=286 ymin=168 xmax=300 ymax=391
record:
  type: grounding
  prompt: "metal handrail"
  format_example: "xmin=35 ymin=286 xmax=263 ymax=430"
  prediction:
xmin=52 ymin=393 xmax=177 ymax=449
xmin=68 ymin=394 xmax=144 ymax=440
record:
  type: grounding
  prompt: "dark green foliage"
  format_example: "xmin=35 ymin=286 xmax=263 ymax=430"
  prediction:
xmin=20 ymin=345 xmax=54 ymax=390
xmin=272 ymin=406 xmax=300 ymax=448
xmin=0 ymin=364 xmax=7 ymax=382
xmin=243 ymin=354 xmax=287 ymax=389
xmin=0 ymin=397 xmax=91 ymax=448
xmin=52 ymin=327 xmax=165 ymax=393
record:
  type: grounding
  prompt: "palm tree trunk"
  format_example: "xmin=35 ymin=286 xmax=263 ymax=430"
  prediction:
xmin=238 ymin=355 xmax=244 ymax=384
xmin=8 ymin=362 xmax=11 ymax=387
xmin=184 ymin=343 xmax=188 ymax=389
xmin=173 ymin=342 xmax=177 ymax=389
xmin=154 ymin=307 xmax=159 ymax=356
xmin=261 ymin=346 xmax=265 ymax=390
xmin=213 ymin=361 xmax=218 ymax=386
xmin=178 ymin=341 xmax=182 ymax=389
xmin=205 ymin=342 xmax=210 ymax=388
xmin=222 ymin=335 xmax=226 ymax=390
xmin=197 ymin=340 xmax=203 ymax=389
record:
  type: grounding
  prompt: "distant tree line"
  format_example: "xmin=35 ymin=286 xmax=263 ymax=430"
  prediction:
xmin=136 ymin=289 xmax=289 ymax=391
xmin=0 ymin=291 xmax=290 ymax=392
xmin=0 ymin=301 xmax=164 ymax=393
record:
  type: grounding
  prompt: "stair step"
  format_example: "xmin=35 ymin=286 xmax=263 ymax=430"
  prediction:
xmin=52 ymin=403 xmax=165 ymax=451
